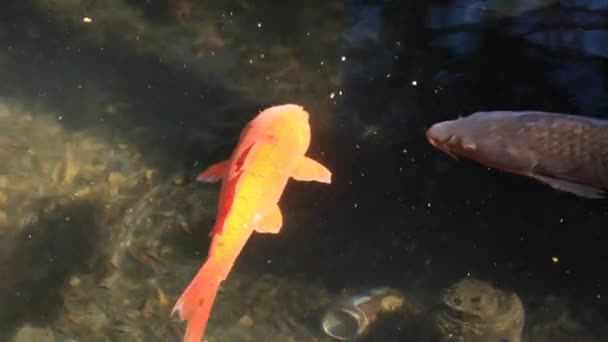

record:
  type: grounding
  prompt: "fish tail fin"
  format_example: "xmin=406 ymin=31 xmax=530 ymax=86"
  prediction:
xmin=171 ymin=260 xmax=222 ymax=342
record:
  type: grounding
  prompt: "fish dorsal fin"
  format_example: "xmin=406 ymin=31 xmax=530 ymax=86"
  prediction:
xmin=291 ymin=156 xmax=332 ymax=183
xmin=529 ymin=174 xmax=606 ymax=199
xmin=233 ymin=143 xmax=256 ymax=173
xmin=211 ymin=142 xmax=257 ymax=236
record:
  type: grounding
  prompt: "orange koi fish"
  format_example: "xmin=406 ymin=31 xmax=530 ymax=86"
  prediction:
xmin=171 ymin=104 xmax=332 ymax=342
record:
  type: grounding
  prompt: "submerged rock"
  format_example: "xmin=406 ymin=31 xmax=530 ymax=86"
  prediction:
xmin=434 ymin=278 xmax=525 ymax=342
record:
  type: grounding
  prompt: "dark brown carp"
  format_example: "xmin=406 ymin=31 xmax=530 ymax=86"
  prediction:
xmin=426 ymin=111 xmax=608 ymax=199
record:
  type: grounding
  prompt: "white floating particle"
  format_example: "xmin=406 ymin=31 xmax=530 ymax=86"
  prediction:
xmin=82 ymin=17 xmax=93 ymax=23
xmin=386 ymin=73 xmax=391 ymax=78
xmin=329 ymin=92 xmax=335 ymax=99
xmin=552 ymin=256 xmax=559 ymax=263
xmin=320 ymin=61 xmax=325 ymax=66
xmin=341 ymin=56 xmax=346 ymax=61
xmin=412 ymin=80 xmax=418 ymax=86
xmin=257 ymin=23 xmax=262 ymax=28
xmin=338 ymin=90 xmax=343 ymax=96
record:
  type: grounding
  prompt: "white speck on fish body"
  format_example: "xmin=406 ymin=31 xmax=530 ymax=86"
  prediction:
xmin=253 ymin=213 xmax=262 ymax=224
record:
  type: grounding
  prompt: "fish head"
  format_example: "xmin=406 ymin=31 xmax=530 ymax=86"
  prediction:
xmin=426 ymin=112 xmax=534 ymax=171
xmin=246 ymin=104 xmax=312 ymax=154
xmin=268 ymin=104 xmax=311 ymax=148
xmin=426 ymin=119 xmax=480 ymax=160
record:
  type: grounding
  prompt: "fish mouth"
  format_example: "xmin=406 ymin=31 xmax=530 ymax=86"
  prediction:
xmin=426 ymin=133 xmax=459 ymax=160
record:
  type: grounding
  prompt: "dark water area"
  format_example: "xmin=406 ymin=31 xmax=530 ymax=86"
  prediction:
xmin=1 ymin=0 xmax=607 ymax=341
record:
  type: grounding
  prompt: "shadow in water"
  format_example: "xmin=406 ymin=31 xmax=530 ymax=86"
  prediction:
xmin=0 ymin=198 xmax=106 ymax=340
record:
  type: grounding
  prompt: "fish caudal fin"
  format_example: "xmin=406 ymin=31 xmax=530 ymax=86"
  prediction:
xmin=291 ymin=156 xmax=332 ymax=183
xmin=172 ymin=261 xmax=221 ymax=342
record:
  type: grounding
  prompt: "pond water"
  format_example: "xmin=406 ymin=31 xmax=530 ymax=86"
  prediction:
xmin=0 ymin=1 xmax=607 ymax=341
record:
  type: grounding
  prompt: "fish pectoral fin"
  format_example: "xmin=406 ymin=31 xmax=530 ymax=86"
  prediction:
xmin=254 ymin=205 xmax=283 ymax=234
xmin=197 ymin=160 xmax=230 ymax=183
xmin=529 ymin=174 xmax=606 ymax=199
xmin=291 ymin=157 xmax=332 ymax=184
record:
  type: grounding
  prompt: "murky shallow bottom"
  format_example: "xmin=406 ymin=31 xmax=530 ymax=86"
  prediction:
xmin=1 ymin=0 xmax=607 ymax=341
xmin=0 ymin=103 xmax=605 ymax=342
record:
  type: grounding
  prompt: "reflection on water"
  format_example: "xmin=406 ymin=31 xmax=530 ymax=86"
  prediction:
xmin=0 ymin=0 xmax=607 ymax=341
xmin=427 ymin=0 xmax=608 ymax=114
